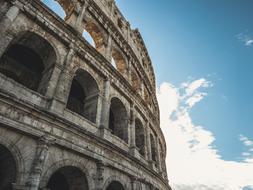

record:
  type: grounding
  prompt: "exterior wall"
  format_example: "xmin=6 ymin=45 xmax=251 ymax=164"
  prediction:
xmin=0 ymin=0 xmax=171 ymax=190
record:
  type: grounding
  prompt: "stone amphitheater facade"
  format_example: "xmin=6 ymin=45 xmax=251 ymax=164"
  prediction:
xmin=0 ymin=0 xmax=172 ymax=190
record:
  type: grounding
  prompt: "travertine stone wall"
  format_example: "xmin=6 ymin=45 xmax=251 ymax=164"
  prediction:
xmin=0 ymin=0 xmax=171 ymax=189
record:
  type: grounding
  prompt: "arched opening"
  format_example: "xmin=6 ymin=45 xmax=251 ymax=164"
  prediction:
xmin=111 ymin=57 xmax=117 ymax=69
xmin=0 ymin=31 xmax=57 ymax=95
xmin=106 ymin=181 xmax=125 ymax=190
xmin=47 ymin=166 xmax=88 ymax=190
xmin=150 ymin=134 xmax=157 ymax=163
xmin=144 ymin=86 xmax=150 ymax=103
xmin=109 ymin=98 xmax=128 ymax=143
xmin=84 ymin=21 xmax=106 ymax=54
xmin=67 ymin=69 xmax=99 ymax=123
xmin=43 ymin=0 xmax=66 ymax=19
xmin=0 ymin=144 xmax=17 ymax=190
xmin=82 ymin=30 xmax=96 ymax=47
xmin=111 ymin=48 xmax=127 ymax=75
xmin=135 ymin=119 xmax=145 ymax=157
xmin=131 ymin=69 xmax=141 ymax=92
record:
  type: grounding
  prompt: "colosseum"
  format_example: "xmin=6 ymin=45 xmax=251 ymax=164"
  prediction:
xmin=0 ymin=0 xmax=172 ymax=189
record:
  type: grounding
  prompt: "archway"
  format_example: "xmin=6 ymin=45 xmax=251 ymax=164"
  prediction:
xmin=67 ymin=69 xmax=99 ymax=123
xmin=111 ymin=48 xmax=127 ymax=75
xmin=47 ymin=166 xmax=88 ymax=190
xmin=135 ymin=119 xmax=145 ymax=156
xmin=109 ymin=97 xmax=128 ymax=143
xmin=84 ymin=20 xmax=106 ymax=54
xmin=150 ymin=134 xmax=157 ymax=163
xmin=106 ymin=181 xmax=125 ymax=190
xmin=0 ymin=31 xmax=57 ymax=95
xmin=131 ymin=68 xmax=141 ymax=92
xmin=43 ymin=0 xmax=66 ymax=19
xmin=0 ymin=144 xmax=17 ymax=190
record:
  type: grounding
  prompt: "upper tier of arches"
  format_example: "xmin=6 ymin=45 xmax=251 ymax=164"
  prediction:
xmin=42 ymin=0 xmax=158 ymax=116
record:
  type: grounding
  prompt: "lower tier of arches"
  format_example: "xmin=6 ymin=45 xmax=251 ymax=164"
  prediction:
xmin=0 ymin=125 xmax=170 ymax=190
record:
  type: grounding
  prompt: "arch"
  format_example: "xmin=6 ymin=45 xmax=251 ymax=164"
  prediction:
xmin=131 ymin=68 xmax=141 ymax=92
xmin=144 ymin=86 xmax=150 ymax=103
xmin=106 ymin=181 xmax=125 ymax=190
xmin=0 ymin=144 xmax=17 ymax=190
xmin=46 ymin=166 xmax=89 ymax=190
xmin=103 ymin=176 xmax=129 ymax=190
xmin=40 ymin=159 xmax=93 ymax=189
xmin=82 ymin=30 xmax=96 ymax=47
xmin=111 ymin=48 xmax=127 ymax=75
xmin=150 ymin=134 xmax=157 ymax=163
xmin=43 ymin=0 xmax=66 ymax=19
xmin=84 ymin=20 xmax=106 ymax=53
xmin=0 ymin=132 xmax=25 ymax=185
xmin=0 ymin=31 xmax=57 ymax=95
xmin=135 ymin=118 xmax=145 ymax=157
xmin=67 ymin=69 xmax=99 ymax=123
xmin=109 ymin=97 xmax=128 ymax=143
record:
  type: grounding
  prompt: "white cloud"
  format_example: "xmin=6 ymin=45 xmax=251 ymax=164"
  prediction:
xmin=239 ymin=134 xmax=253 ymax=147
xmin=245 ymin=39 xmax=253 ymax=46
xmin=157 ymin=78 xmax=253 ymax=190
xmin=236 ymin=32 xmax=253 ymax=47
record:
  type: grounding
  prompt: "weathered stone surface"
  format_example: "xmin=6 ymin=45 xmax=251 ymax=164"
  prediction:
xmin=0 ymin=0 xmax=171 ymax=189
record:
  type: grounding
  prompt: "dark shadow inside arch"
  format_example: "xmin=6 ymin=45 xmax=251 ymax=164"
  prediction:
xmin=0 ymin=31 xmax=56 ymax=95
xmin=106 ymin=181 xmax=125 ymax=190
xmin=47 ymin=166 xmax=88 ymax=190
xmin=67 ymin=69 xmax=99 ymax=123
xmin=0 ymin=144 xmax=17 ymax=190
xmin=135 ymin=119 xmax=145 ymax=157
xmin=150 ymin=134 xmax=157 ymax=163
xmin=109 ymin=98 xmax=128 ymax=143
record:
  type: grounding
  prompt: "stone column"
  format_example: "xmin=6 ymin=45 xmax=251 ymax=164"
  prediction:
xmin=130 ymin=177 xmax=141 ymax=190
xmin=94 ymin=160 xmax=105 ymax=190
xmin=128 ymin=59 xmax=133 ymax=82
xmin=129 ymin=105 xmax=139 ymax=157
xmin=156 ymin=137 xmax=162 ymax=172
xmin=143 ymin=125 xmax=148 ymax=160
xmin=104 ymin=35 xmax=112 ymax=62
xmin=141 ymin=81 xmax=144 ymax=98
xmin=40 ymin=64 xmax=62 ymax=99
xmin=26 ymin=135 xmax=55 ymax=190
xmin=50 ymin=47 xmax=75 ymax=114
xmin=146 ymin=124 xmax=152 ymax=161
xmin=0 ymin=1 xmax=21 ymax=57
xmin=66 ymin=2 xmax=88 ymax=34
xmin=99 ymin=79 xmax=111 ymax=138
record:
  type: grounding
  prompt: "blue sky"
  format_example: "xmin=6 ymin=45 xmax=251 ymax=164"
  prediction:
xmin=43 ymin=0 xmax=253 ymax=189
xmin=115 ymin=0 xmax=253 ymax=162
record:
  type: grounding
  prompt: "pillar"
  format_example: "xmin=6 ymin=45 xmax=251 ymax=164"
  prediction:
xmin=99 ymin=79 xmax=111 ymax=138
xmin=156 ymin=137 xmax=162 ymax=172
xmin=66 ymin=2 xmax=88 ymax=34
xmin=94 ymin=160 xmax=105 ymax=190
xmin=26 ymin=135 xmax=55 ymax=190
xmin=0 ymin=1 xmax=21 ymax=57
xmin=128 ymin=59 xmax=133 ymax=82
xmin=146 ymin=124 xmax=152 ymax=161
xmin=50 ymin=47 xmax=75 ymax=114
xmin=129 ymin=105 xmax=139 ymax=157
xmin=105 ymin=35 xmax=112 ymax=62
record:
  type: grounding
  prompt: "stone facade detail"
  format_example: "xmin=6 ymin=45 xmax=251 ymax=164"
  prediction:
xmin=0 ymin=0 xmax=172 ymax=189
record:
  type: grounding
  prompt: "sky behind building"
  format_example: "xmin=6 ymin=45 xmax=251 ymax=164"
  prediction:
xmin=43 ymin=0 xmax=253 ymax=189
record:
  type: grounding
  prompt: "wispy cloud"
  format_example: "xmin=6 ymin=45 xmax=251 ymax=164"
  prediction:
xmin=236 ymin=32 xmax=253 ymax=47
xmin=239 ymin=135 xmax=253 ymax=147
xmin=157 ymin=78 xmax=253 ymax=190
